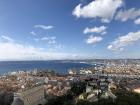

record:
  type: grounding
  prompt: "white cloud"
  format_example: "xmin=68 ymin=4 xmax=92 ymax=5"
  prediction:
xmin=34 ymin=25 xmax=53 ymax=30
xmin=83 ymin=26 xmax=107 ymax=34
xmin=41 ymin=36 xmax=56 ymax=40
xmin=30 ymin=31 xmax=36 ymax=36
xmin=41 ymin=36 xmax=56 ymax=44
xmin=34 ymin=36 xmax=57 ymax=44
xmin=107 ymin=30 xmax=140 ymax=51
xmin=115 ymin=8 xmax=140 ymax=22
xmin=72 ymin=0 xmax=123 ymax=23
xmin=0 ymin=35 xmax=14 ymax=42
xmin=101 ymin=31 xmax=107 ymax=35
xmin=86 ymin=35 xmax=103 ymax=44
xmin=134 ymin=18 xmax=140 ymax=25
xmin=0 ymin=36 xmax=85 ymax=60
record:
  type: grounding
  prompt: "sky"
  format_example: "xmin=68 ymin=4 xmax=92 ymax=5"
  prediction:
xmin=0 ymin=0 xmax=140 ymax=60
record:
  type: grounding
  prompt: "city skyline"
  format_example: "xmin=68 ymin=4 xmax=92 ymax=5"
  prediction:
xmin=0 ymin=0 xmax=140 ymax=60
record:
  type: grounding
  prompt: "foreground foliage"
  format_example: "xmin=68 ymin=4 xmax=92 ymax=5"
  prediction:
xmin=45 ymin=82 xmax=140 ymax=105
xmin=0 ymin=91 xmax=13 ymax=105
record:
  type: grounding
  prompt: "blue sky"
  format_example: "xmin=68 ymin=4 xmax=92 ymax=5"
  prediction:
xmin=0 ymin=0 xmax=140 ymax=60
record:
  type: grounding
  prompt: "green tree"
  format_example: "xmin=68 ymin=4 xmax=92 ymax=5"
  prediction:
xmin=70 ymin=82 xmax=86 ymax=96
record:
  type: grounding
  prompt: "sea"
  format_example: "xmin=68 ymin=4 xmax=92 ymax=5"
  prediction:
xmin=0 ymin=60 xmax=98 ymax=74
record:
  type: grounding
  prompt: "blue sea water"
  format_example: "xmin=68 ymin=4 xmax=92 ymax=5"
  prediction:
xmin=0 ymin=61 xmax=95 ymax=74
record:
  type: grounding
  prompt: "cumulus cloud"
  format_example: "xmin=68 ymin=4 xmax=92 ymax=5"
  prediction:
xmin=86 ymin=35 xmax=103 ymax=44
xmin=83 ymin=26 xmax=107 ymax=34
xmin=107 ymin=30 xmax=140 ymax=51
xmin=34 ymin=25 xmax=53 ymax=30
xmin=134 ymin=18 xmax=140 ymax=25
xmin=115 ymin=8 xmax=140 ymax=22
xmin=72 ymin=0 xmax=123 ymax=23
